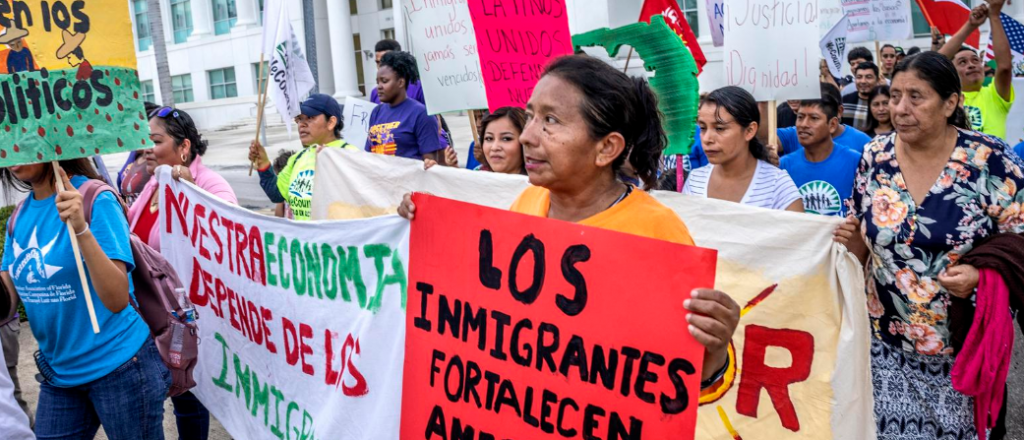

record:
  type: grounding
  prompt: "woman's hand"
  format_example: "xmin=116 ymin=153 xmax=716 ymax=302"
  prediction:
xmin=249 ymin=140 xmax=271 ymax=170
xmin=55 ymin=167 xmax=87 ymax=234
xmin=938 ymin=264 xmax=980 ymax=298
xmin=444 ymin=147 xmax=459 ymax=167
xmin=397 ymin=193 xmax=417 ymax=220
xmin=834 ymin=215 xmax=869 ymax=264
xmin=684 ymin=289 xmax=740 ymax=381
xmin=172 ymin=164 xmax=194 ymax=184
xmin=423 ymin=158 xmax=439 ymax=170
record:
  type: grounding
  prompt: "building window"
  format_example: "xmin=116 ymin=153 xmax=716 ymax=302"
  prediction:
xmin=381 ymin=28 xmax=395 ymax=41
xmin=353 ymin=33 xmax=365 ymax=95
xmin=252 ymin=61 xmax=268 ymax=94
xmin=172 ymin=74 xmax=194 ymax=103
xmin=350 ymin=0 xmax=358 ymax=14
xmin=133 ymin=0 xmax=152 ymax=51
xmin=171 ymin=0 xmax=194 ymax=44
xmin=380 ymin=0 xmax=392 ymax=9
xmin=209 ymin=67 xmax=238 ymax=99
xmin=213 ymin=0 xmax=238 ymax=35
xmin=678 ymin=0 xmax=699 ymax=38
xmin=141 ymin=80 xmax=156 ymax=103
xmin=911 ymin=1 xmax=931 ymax=38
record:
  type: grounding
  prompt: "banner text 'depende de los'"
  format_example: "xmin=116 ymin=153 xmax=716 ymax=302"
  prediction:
xmin=159 ymin=168 xmax=410 ymax=439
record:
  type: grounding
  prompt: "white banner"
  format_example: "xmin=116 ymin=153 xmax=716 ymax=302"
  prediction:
xmin=158 ymin=167 xmax=409 ymax=440
xmin=724 ymin=0 xmax=821 ymax=101
xmin=841 ymin=0 xmax=912 ymax=43
xmin=312 ymin=149 xmax=874 ymax=440
xmin=821 ymin=15 xmax=851 ymax=80
xmin=402 ymin=0 xmax=488 ymax=114
xmin=1005 ymin=78 xmax=1024 ymax=145
xmin=262 ymin=0 xmax=316 ymax=133
xmin=342 ymin=97 xmax=377 ymax=150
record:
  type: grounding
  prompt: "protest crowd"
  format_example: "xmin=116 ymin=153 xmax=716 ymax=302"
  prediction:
xmin=1 ymin=0 xmax=1024 ymax=439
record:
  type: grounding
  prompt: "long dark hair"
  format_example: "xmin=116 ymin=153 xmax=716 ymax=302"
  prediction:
xmin=478 ymin=107 xmax=527 ymax=174
xmin=864 ymin=85 xmax=892 ymax=136
xmin=892 ymin=52 xmax=969 ymax=130
xmin=701 ymin=86 xmax=771 ymax=162
xmin=149 ymin=107 xmax=209 ymax=164
xmin=1 ymin=158 xmax=101 ymax=200
xmin=542 ymin=55 xmax=666 ymax=189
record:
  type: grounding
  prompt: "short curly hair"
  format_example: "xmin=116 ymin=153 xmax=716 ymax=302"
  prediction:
xmin=379 ymin=51 xmax=420 ymax=89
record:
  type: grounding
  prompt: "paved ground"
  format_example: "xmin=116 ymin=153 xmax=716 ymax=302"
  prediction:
xmin=11 ymin=114 xmax=1024 ymax=438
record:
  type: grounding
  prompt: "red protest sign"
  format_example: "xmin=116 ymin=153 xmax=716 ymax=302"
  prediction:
xmin=467 ymin=0 xmax=574 ymax=111
xmin=402 ymin=194 xmax=716 ymax=440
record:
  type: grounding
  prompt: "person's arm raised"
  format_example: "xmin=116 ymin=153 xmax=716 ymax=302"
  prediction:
xmin=987 ymin=0 xmax=1013 ymax=101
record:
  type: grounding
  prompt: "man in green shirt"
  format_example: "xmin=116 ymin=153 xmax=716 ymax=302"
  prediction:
xmin=940 ymin=0 xmax=1014 ymax=140
xmin=249 ymin=94 xmax=356 ymax=220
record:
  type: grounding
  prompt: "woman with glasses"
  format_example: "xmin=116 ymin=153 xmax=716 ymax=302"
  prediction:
xmin=249 ymin=93 xmax=356 ymax=221
xmin=127 ymin=106 xmax=237 ymax=440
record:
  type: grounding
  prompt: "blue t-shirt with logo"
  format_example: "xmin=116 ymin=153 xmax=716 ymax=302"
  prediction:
xmin=778 ymin=124 xmax=873 ymax=156
xmin=365 ymin=98 xmax=444 ymax=160
xmin=780 ymin=145 xmax=862 ymax=216
xmin=1 ymin=176 xmax=148 ymax=387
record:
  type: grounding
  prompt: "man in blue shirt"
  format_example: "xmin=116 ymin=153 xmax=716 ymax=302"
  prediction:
xmin=777 ymin=113 xmax=872 ymax=156
xmin=781 ymin=83 xmax=863 ymax=217
xmin=1 ymin=27 xmax=35 ymax=73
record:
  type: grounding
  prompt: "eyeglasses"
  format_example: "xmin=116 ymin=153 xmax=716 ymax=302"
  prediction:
xmin=148 ymin=106 xmax=182 ymax=120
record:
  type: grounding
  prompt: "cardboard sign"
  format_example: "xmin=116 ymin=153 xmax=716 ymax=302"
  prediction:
xmin=159 ymin=167 xmax=411 ymax=439
xmin=841 ymin=0 xmax=912 ymax=43
xmin=724 ymin=0 xmax=821 ymax=101
xmin=0 ymin=0 xmax=149 ymax=167
xmin=466 ymin=0 xmax=573 ymax=111
xmin=402 ymin=194 xmax=715 ymax=439
xmin=402 ymin=0 xmax=488 ymax=114
xmin=342 ymin=96 xmax=377 ymax=150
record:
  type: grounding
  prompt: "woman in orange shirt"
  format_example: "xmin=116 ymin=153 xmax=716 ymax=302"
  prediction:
xmin=401 ymin=55 xmax=739 ymax=386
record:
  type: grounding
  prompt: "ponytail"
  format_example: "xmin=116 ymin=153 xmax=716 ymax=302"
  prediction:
xmin=949 ymin=104 xmax=970 ymax=130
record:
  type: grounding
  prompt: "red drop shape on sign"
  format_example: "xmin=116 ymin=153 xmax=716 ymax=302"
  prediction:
xmin=13 ymin=145 xmax=19 ymax=152
xmin=95 ymin=109 xmax=100 ymax=115
xmin=66 ymin=126 xmax=74 ymax=136
xmin=133 ymin=91 xmax=139 ymax=99
xmin=1 ymin=150 xmax=6 ymax=159
xmin=106 ymin=115 xmax=112 ymax=122
xmin=36 ymin=152 xmax=42 ymax=160
xmin=37 ymin=127 xmax=45 ymax=137
xmin=94 ymin=148 xmax=100 ymax=154
xmin=87 ymin=125 xmax=94 ymax=133
xmin=118 ymin=103 xmax=124 ymax=111
xmin=134 ymin=123 xmax=139 ymax=131
xmin=3 ymin=126 xmax=9 ymax=132
xmin=55 ymin=145 xmax=62 ymax=155
xmin=117 ymin=138 xmax=124 ymax=147
xmin=115 ymin=77 xmax=121 ymax=86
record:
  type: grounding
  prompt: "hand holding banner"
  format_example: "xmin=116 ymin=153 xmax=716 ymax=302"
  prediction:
xmin=402 ymin=194 xmax=716 ymax=439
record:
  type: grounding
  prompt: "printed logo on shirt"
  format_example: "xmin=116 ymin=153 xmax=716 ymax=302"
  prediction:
xmin=368 ymin=121 xmax=400 ymax=156
xmin=288 ymin=169 xmax=315 ymax=220
xmin=965 ymin=105 xmax=983 ymax=132
xmin=10 ymin=228 xmax=63 ymax=285
xmin=799 ymin=180 xmax=843 ymax=216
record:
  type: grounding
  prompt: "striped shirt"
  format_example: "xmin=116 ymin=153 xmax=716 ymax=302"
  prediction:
xmin=682 ymin=160 xmax=802 ymax=210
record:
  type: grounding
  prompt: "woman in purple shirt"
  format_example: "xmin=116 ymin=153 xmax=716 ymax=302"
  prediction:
xmin=365 ymin=51 xmax=446 ymax=162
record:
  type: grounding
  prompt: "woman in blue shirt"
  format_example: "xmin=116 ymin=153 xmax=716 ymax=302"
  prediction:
xmin=365 ymin=51 xmax=446 ymax=162
xmin=1 ymin=159 xmax=169 ymax=439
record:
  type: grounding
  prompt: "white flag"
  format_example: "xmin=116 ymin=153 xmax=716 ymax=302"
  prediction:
xmin=262 ymin=0 xmax=316 ymax=133
xmin=820 ymin=14 xmax=850 ymax=80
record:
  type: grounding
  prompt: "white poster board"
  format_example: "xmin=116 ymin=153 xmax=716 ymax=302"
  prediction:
xmin=402 ymin=0 xmax=488 ymax=114
xmin=841 ymin=0 xmax=912 ymax=43
xmin=1005 ymin=78 xmax=1024 ymax=146
xmin=342 ymin=96 xmax=377 ymax=149
xmin=724 ymin=0 xmax=822 ymax=101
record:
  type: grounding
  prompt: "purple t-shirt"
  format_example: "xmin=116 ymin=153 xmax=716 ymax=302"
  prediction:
xmin=370 ymin=80 xmax=425 ymax=106
xmin=365 ymin=98 xmax=444 ymax=160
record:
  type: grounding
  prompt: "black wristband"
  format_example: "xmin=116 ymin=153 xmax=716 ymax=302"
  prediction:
xmin=701 ymin=354 xmax=731 ymax=390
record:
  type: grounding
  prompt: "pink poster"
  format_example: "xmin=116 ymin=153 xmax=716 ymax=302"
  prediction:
xmin=467 ymin=0 xmax=574 ymax=111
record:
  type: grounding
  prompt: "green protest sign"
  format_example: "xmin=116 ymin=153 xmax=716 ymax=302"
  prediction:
xmin=573 ymin=15 xmax=700 ymax=156
xmin=0 ymin=0 xmax=149 ymax=166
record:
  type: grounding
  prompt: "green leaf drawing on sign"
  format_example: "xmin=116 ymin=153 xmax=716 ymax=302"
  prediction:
xmin=572 ymin=15 xmax=699 ymax=156
xmin=0 ymin=67 xmax=150 ymax=167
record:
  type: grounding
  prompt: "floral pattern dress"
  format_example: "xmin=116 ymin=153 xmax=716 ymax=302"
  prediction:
xmin=850 ymin=129 xmax=1024 ymax=439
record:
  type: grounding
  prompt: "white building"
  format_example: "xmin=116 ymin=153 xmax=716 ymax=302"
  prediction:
xmin=129 ymin=0 xmax=1024 ymax=130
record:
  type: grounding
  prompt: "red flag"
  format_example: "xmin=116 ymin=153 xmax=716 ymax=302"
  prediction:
xmin=915 ymin=0 xmax=980 ymax=49
xmin=639 ymin=0 xmax=707 ymax=73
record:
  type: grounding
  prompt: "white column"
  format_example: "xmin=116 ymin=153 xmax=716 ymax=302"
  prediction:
xmin=393 ymin=3 xmax=408 ymax=49
xmin=235 ymin=0 xmax=258 ymax=28
xmin=328 ymin=0 xmax=361 ymax=97
xmin=189 ymin=0 xmax=214 ymax=40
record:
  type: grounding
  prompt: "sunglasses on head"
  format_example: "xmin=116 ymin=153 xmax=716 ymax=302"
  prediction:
xmin=148 ymin=106 xmax=182 ymax=120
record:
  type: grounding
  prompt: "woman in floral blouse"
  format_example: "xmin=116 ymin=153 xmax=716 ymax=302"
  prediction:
xmin=834 ymin=51 xmax=1024 ymax=439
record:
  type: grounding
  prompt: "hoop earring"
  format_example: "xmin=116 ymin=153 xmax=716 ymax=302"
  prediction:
xmin=180 ymin=153 xmax=188 ymax=164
